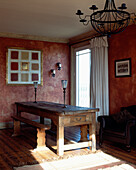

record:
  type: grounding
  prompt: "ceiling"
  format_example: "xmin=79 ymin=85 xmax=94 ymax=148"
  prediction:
xmin=0 ymin=0 xmax=136 ymax=42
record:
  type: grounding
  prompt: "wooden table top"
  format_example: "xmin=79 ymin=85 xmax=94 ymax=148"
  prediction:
xmin=15 ymin=101 xmax=99 ymax=116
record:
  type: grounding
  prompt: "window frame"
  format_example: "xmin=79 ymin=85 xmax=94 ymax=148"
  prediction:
xmin=70 ymin=45 xmax=91 ymax=106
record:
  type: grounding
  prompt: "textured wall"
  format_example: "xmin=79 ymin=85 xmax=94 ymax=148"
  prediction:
xmin=108 ymin=24 xmax=136 ymax=114
xmin=0 ymin=37 xmax=69 ymax=122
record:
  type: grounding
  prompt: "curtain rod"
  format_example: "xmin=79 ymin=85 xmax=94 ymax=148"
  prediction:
xmin=69 ymin=34 xmax=107 ymax=46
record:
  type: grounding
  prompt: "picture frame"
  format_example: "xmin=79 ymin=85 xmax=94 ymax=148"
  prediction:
xmin=115 ymin=58 xmax=131 ymax=77
xmin=6 ymin=48 xmax=43 ymax=85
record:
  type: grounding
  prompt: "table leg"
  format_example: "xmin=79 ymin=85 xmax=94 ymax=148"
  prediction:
xmin=80 ymin=125 xmax=88 ymax=142
xmin=37 ymin=128 xmax=46 ymax=148
xmin=12 ymin=119 xmax=21 ymax=136
xmin=51 ymin=121 xmax=57 ymax=132
xmin=40 ymin=117 xmax=44 ymax=124
xmin=57 ymin=118 xmax=64 ymax=156
xmin=16 ymin=105 xmax=21 ymax=117
xmin=89 ymin=113 xmax=96 ymax=152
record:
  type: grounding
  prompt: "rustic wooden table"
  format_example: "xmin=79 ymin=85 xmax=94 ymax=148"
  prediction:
xmin=15 ymin=101 xmax=99 ymax=156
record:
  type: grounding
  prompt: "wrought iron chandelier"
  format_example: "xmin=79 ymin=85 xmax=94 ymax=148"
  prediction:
xmin=76 ymin=0 xmax=136 ymax=37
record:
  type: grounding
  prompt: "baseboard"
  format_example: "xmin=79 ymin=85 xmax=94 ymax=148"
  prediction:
xmin=0 ymin=121 xmax=13 ymax=129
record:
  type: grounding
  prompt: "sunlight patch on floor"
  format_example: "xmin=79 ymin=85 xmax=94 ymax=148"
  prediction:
xmin=40 ymin=151 xmax=120 ymax=170
xmin=104 ymin=163 xmax=136 ymax=170
xmin=15 ymin=151 xmax=136 ymax=170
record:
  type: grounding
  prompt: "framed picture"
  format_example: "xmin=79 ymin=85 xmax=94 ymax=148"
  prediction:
xmin=6 ymin=48 xmax=43 ymax=85
xmin=115 ymin=58 xmax=131 ymax=77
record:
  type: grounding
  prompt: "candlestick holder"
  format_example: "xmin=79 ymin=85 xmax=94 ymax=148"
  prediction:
xmin=61 ymin=80 xmax=68 ymax=108
xmin=33 ymin=81 xmax=38 ymax=103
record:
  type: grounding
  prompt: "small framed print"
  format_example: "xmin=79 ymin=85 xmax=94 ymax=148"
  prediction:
xmin=115 ymin=58 xmax=131 ymax=77
xmin=6 ymin=48 xmax=43 ymax=85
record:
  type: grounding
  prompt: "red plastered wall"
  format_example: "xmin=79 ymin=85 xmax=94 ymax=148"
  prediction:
xmin=108 ymin=24 xmax=136 ymax=114
xmin=0 ymin=37 xmax=70 ymax=122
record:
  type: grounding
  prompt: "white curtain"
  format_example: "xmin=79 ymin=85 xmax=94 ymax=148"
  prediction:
xmin=90 ymin=36 xmax=109 ymax=120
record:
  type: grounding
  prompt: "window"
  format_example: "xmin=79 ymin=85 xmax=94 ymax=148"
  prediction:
xmin=76 ymin=49 xmax=91 ymax=107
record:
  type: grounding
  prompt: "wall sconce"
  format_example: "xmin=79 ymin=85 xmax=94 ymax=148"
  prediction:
xmin=51 ymin=69 xmax=55 ymax=77
xmin=57 ymin=62 xmax=61 ymax=70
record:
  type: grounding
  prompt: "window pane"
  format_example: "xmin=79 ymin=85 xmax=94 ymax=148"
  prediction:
xmin=76 ymin=49 xmax=90 ymax=56
xmin=76 ymin=49 xmax=91 ymax=107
